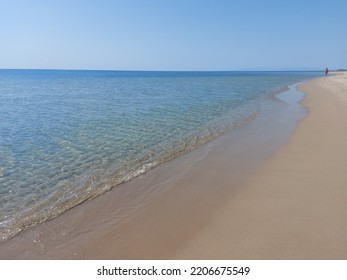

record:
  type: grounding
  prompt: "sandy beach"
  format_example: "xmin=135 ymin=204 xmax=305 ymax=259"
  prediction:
xmin=0 ymin=72 xmax=346 ymax=259
xmin=175 ymin=72 xmax=347 ymax=259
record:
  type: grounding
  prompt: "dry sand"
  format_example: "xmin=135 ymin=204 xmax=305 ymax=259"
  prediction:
xmin=1 ymin=73 xmax=346 ymax=259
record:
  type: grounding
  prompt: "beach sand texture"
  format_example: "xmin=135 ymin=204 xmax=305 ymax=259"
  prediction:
xmin=0 ymin=73 xmax=346 ymax=259
xmin=175 ymin=72 xmax=347 ymax=259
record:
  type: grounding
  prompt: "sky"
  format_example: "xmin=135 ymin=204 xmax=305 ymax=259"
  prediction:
xmin=0 ymin=0 xmax=346 ymax=71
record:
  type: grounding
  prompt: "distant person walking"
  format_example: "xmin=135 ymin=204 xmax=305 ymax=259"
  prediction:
xmin=325 ymin=68 xmax=329 ymax=76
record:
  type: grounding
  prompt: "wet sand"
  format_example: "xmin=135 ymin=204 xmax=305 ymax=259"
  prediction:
xmin=1 ymin=73 xmax=346 ymax=259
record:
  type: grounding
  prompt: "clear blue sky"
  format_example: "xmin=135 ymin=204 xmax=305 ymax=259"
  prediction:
xmin=1 ymin=0 xmax=346 ymax=71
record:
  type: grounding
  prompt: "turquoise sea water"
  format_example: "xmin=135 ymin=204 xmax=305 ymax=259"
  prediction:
xmin=0 ymin=70 xmax=319 ymax=242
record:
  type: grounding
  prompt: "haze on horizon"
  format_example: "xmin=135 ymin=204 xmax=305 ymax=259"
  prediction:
xmin=0 ymin=0 xmax=346 ymax=71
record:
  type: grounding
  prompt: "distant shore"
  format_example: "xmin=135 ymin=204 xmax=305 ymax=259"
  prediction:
xmin=1 ymin=73 xmax=346 ymax=259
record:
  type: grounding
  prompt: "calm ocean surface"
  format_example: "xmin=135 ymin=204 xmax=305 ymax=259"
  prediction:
xmin=0 ymin=70 xmax=319 ymax=242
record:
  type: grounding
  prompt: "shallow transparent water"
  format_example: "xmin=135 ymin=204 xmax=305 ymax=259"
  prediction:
xmin=0 ymin=70 xmax=318 ymax=241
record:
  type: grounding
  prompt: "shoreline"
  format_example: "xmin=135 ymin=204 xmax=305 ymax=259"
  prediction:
xmin=1 ymin=71 xmax=315 ymax=245
xmin=2 ymin=73 xmax=346 ymax=259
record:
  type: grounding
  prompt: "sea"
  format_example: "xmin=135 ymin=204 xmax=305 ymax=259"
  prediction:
xmin=0 ymin=70 xmax=319 ymax=243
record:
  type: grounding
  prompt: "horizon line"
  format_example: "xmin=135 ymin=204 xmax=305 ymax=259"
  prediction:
xmin=0 ymin=67 xmax=324 ymax=72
